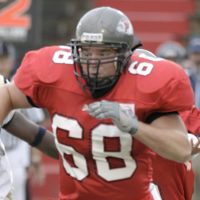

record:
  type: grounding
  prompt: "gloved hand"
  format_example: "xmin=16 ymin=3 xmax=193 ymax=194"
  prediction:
xmin=188 ymin=133 xmax=200 ymax=158
xmin=83 ymin=100 xmax=138 ymax=135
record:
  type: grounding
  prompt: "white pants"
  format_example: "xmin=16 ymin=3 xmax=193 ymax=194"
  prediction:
xmin=12 ymin=168 xmax=27 ymax=200
xmin=0 ymin=146 xmax=13 ymax=200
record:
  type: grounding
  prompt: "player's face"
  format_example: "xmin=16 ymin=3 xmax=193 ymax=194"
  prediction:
xmin=79 ymin=46 xmax=117 ymax=79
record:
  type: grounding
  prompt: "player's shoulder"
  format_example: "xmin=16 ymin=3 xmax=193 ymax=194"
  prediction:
xmin=24 ymin=45 xmax=72 ymax=64
xmin=132 ymin=49 xmax=186 ymax=77
xmin=18 ymin=45 xmax=73 ymax=84
xmin=129 ymin=50 xmax=189 ymax=90
xmin=120 ymin=50 xmax=193 ymax=113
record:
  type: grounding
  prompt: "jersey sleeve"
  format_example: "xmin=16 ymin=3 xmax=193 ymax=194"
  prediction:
xmin=159 ymin=67 xmax=194 ymax=112
xmin=180 ymin=106 xmax=200 ymax=134
xmin=14 ymin=50 xmax=39 ymax=105
xmin=14 ymin=46 xmax=63 ymax=107
xmin=132 ymin=53 xmax=194 ymax=114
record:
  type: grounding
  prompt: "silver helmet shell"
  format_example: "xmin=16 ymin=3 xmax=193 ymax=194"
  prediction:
xmin=70 ymin=7 xmax=134 ymax=98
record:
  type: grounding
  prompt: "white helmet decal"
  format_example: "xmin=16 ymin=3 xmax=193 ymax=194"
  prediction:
xmin=117 ymin=17 xmax=133 ymax=35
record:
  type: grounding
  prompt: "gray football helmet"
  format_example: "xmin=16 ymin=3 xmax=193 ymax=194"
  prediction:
xmin=70 ymin=7 xmax=134 ymax=98
xmin=156 ymin=41 xmax=186 ymax=62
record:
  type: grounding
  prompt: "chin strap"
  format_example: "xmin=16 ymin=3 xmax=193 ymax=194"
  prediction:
xmin=131 ymin=35 xmax=143 ymax=52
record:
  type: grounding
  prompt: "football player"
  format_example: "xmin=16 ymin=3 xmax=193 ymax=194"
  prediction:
xmin=0 ymin=7 xmax=195 ymax=200
xmin=0 ymin=75 xmax=58 ymax=199
xmin=156 ymin=40 xmax=187 ymax=64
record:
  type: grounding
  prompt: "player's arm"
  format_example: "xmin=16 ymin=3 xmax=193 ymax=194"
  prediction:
xmin=0 ymin=81 xmax=59 ymax=159
xmin=0 ymin=81 xmax=30 ymax=123
xmin=84 ymin=101 xmax=191 ymax=162
xmin=136 ymin=113 xmax=190 ymax=162
xmin=180 ymin=107 xmax=200 ymax=158
xmin=3 ymin=111 xmax=59 ymax=159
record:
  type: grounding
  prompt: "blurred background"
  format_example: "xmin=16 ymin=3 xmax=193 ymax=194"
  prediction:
xmin=1 ymin=0 xmax=199 ymax=63
xmin=0 ymin=0 xmax=200 ymax=199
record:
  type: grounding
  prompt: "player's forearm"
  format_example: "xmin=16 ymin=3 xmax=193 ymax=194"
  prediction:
xmin=134 ymin=122 xmax=191 ymax=162
xmin=37 ymin=130 xmax=59 ymax=159
xmin=4 ymin=111 xmax=36 ymax=143
xmin=4 ymin=111 xmax=59 ymax=159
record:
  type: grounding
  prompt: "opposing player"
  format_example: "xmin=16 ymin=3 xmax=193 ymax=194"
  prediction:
xmin=0 ymin=75 xmax=58 ymax=199
xmin=156 ymin=40 xmax=187 ymax=64
xmin=0 ymin=7 xmax=195 ymax=200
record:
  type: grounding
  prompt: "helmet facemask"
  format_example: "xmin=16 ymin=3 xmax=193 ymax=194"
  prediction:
xmin=69 ymin=6 xmax=134 ymax=98
xmin=70 ymin=40 xmax=131 ymax=98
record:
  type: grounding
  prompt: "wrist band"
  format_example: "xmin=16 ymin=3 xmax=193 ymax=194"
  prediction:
xmin=31 ymin=127 xmax=46 ymax=147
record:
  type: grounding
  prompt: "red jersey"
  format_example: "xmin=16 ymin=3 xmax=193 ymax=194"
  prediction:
xmin=181 ymin=106 xmax=200 ymax=134
xmin=152 ymin=106 xmax=200 ymax=200
xmin=14 ymin=46 xmax=194 ymax=200
xmin=153 ymin=154 xmax=194 ymax=200
xmin=153 ymin=87 xmax=200 ymax=200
